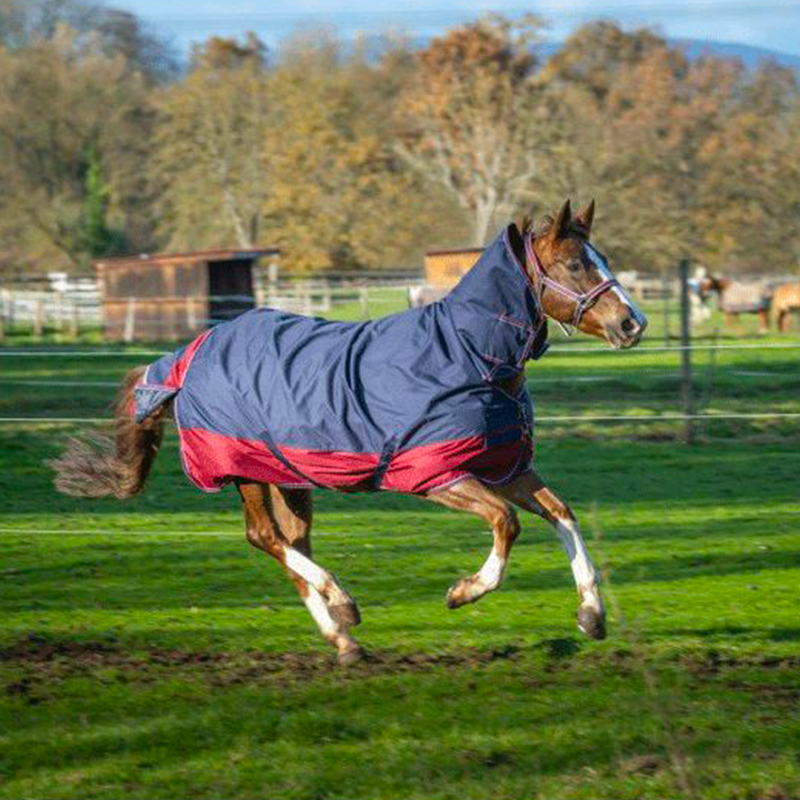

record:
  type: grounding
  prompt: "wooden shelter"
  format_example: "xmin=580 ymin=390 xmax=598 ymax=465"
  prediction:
xmin=95 ymin=247 xmax=279 ymax=341
xmin=424 ymin=247 xmax=484 ymax=289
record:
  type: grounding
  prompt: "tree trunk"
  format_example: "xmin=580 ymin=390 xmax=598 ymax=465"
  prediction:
xmin=473 ymin=195 xmax=496 ymax=248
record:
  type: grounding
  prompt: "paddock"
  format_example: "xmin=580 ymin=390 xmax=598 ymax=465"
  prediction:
xmin=1 ymin=316 xmax=799 ymax=798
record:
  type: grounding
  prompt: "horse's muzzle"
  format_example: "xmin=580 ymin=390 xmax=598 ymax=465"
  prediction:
xmin=606 ymin=307 xmax=648 ymax=349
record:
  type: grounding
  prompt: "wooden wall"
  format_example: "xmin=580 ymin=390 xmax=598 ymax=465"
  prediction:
xmin=97 ymin=260 xmax=209 ymax=341
xmin=424 ymin=249 xmax=483 ymax=288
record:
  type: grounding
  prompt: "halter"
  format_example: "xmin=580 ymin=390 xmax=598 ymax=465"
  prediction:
xmin=524 ymin=232 xmax=619 ymax=337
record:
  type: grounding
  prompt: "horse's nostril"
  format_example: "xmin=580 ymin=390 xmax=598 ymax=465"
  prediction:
xmin=621 ymin=317 xmax=638 ymax=335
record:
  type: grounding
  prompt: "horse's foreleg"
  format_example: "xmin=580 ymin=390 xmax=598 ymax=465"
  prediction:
xmin=425 ymin=478 xmax=520 ymax=608
xmin=238 ymin=482 xmax=363 ymax=664
xmin=494 ymin=471 xmax=606 ymax=640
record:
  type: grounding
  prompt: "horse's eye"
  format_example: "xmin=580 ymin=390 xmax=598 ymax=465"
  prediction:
xmin=568 ymin=260 xmax=582 ymax=273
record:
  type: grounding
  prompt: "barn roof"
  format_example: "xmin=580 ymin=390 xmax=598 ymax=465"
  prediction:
xmin=425 ymin=247 xmax=484 ymax=258
xmin=95 ymin=247 xmax=280 ymax=271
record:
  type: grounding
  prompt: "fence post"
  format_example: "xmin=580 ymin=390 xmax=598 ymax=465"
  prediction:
xmin=267 ymin=260 xmax=278 ymax=308
xmin=4 ymin=288 xmax=14 ymax=329
xmin=34 ymin=297 xmax=45 ymax=339
xmin=124 ymin=297 xmax=137 ymax=343
xmin=679 ymin=258 xmax=694 ymax=444
xmin=662 ymin=270 xmax=670 ymax=344
xmin=359 ymin=285 xmax=369 ymax=319
xmin=68 ymin=299 xmax=79 ymax=338
xmin=56 ymin=291 xmax=66 ymax=332
xmin=186 ymin=296 xmax=197 ymax=331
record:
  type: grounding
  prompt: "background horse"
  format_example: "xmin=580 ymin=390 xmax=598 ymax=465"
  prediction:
xmin=50 ymin=199 xmax=647 ymax=665
xmin=772 ymin=282 xmax=800 ymax=332
xmin=703 ymin=274 xmax=772 ymax=332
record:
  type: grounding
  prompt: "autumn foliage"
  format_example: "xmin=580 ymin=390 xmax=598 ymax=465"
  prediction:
xmin=0 ymin=3 xmax=798 ymax=275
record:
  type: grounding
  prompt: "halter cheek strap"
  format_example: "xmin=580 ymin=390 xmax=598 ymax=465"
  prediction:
xmin=524 ymin=233 xmax=619 ymax=336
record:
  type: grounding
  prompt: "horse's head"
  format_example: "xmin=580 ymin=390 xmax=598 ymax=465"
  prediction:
xmin=702 ymin=274 xmax=729 ymax=297
xmin=520 ymin=200 xmax=647 ymax=349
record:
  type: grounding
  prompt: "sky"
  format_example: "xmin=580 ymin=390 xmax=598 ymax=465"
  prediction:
xmin=120 ymin=1 xmax=800 ymax=57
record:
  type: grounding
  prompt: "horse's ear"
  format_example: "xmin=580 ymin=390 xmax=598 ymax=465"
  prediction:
xmin=575 ymin=199 xmax=595 ymax=236
xmin=553 ymin=199 xmax=572 ymax=240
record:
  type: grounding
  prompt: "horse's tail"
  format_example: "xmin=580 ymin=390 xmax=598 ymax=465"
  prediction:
xmin=48 ymin=367 xmax=166 ymax=499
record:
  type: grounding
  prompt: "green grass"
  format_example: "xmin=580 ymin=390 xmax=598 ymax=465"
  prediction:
xmin=2 ymin=327 xmax=798 ymax=440
xmin=1 ymin=332 xmax=799 ymax=799
xmin=2 ymin=418 xmax=800 ymax=798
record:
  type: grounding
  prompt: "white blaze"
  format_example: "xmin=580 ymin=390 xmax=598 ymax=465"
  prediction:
xmin=585 ymin=243 xmax=647 ymax=328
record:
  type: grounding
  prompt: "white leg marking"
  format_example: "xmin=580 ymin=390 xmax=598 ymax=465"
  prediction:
xmin=302 ymin=587 xmax=359 ymax=654
xmin=476 ymin=547 xmax=507 ymax=593
xmin=284 ymin=547 xmax=352 ymax=608
xmin=555 ymin=518 xmax=603 ymax=613
xmin=447 ymin=546 xmax=508 ymax=607
xmin=284 ymin=548 xmax=330 ymax=591
xmin=303 ymin=586 xmax=339 ymax=638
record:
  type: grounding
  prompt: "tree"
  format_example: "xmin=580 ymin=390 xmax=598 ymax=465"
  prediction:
xmin=82 ymin=143 xmax=127 ymax=257
xmin=149 ymin=34 xmax=271 ymax=251
xmin=0 ymin=25 xmax=149 ymax=271
xmin=0 ymin=0 xmax=177 ymax=82
xmin=535 ymin=23 xmax=744 ymax=273
xmin=262 ymin=31 xmax=458 ymax=271
xmin=698 ymin=63 xmax=800 ymax=273
xmin=395 ymin=16 xmax=548 ymax=247
xmin=540 ymin=21 xmax=665 ymax=101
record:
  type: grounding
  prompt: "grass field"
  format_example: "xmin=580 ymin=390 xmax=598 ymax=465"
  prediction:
xmin=1 ymin=326 xmax=799 ymax=799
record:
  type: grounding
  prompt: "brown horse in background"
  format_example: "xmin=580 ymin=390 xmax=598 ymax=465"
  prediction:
xmin=51 ymin=200 xmax=648 ymax=665
xmin=772 ymin=283 xmax=800 ymax=332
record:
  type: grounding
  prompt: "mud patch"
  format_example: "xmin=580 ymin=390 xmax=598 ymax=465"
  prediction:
xmin=680 ymin=650 xmax=800 ymax=675
xmin=1 ymin=633 xmax=521 ymax=691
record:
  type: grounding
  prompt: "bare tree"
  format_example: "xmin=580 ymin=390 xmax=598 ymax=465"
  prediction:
xmin=395 ymin=16 xmax=549 ymax=247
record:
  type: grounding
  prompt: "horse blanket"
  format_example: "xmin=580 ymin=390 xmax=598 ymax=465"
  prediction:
xmin=134 ymin=226 xmax=549 ymax=494
xmin=719 ymin=282 xmax=770 ymax=314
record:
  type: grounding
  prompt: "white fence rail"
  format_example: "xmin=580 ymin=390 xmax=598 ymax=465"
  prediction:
xmin=0 ymin=276 xmax=424 ymax=338
xmin=0 ymin=281 xmax=101 ymax=335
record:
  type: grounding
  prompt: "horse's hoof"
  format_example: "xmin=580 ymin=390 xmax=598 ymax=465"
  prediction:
xmin=577 ymin=606 xmax=607 ymax=640
xmin=446 ymin=584 xmax=469 ymax=609
xmin=329 ymin=601 xmax=361 ymax=627
xmin=337 ymin=645 xmax=365 ymax=667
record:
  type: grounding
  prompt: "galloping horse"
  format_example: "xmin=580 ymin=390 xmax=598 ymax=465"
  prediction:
xmin=51 ymin=200 xmax=647 ymax=665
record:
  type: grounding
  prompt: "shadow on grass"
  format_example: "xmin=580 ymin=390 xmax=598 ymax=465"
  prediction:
xmin=663 ymin=625 xmax=800 ymax=643
xmin=2 ymin=536 xmax=798 ymax=613
xmin=2 ymin=428 xmax=799 ymax=522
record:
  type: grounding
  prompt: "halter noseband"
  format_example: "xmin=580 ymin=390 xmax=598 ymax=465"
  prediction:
xmin=524 ymin=232 xmax=619 ymax=337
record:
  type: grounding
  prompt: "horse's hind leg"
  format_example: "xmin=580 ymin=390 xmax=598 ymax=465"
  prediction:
xmin=270 ymin=485 xmax=364 ymax=664
xmin=494 ymin=471 xmax=606 ymax=640
xmin=425 ymin=478 xmax=520 ymax=608
xmin=238 ymin=482 xmax=363 ymax=665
